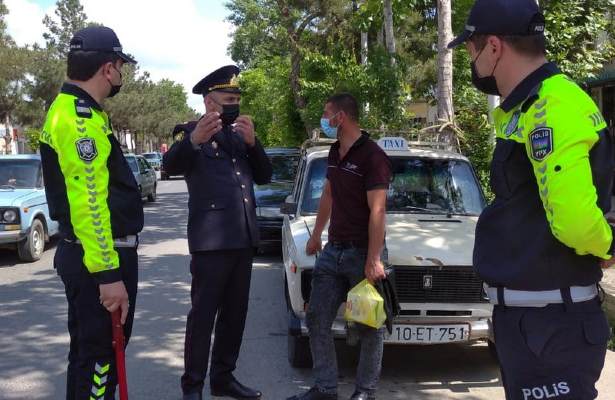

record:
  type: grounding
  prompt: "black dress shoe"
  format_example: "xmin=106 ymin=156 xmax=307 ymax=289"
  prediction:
xmin=182 ymin=393 xmax=202 ymax=400
xmin=349 ymin=392 xmax=375 ymax=400
xmin=211 ymin=379 xmax=262 ymax=399
xmin=286 ymin=387 xmax=338 ymax=400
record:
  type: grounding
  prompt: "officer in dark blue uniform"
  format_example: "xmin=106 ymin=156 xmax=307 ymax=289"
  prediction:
xmin=450 ymin=1 xmax=614 ymax=399
xmin=163 ymin=65 xmax=272 ymax=400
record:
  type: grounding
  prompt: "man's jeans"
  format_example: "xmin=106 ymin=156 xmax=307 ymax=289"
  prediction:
xmin=306 ymin=242 xmax=385 ymax=395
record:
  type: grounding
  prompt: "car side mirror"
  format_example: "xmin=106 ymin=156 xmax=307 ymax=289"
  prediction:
xmin=280 ymin=196 xmax=298 ymax=215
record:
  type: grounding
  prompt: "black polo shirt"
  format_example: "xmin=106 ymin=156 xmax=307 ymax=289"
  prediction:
xmin=326 ymin=132 xmax=392 ymax=247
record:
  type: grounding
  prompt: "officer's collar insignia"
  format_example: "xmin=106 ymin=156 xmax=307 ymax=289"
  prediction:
xmin=74 ymin=99 xmax=92 ymax=118
xmin=529 ymin=127 xmax=553 ymax=161
xmin=75 ymin=137 xmax=98 ymax=162
xmin=505 ymin=110 xmax=521 ymax=137
xmin=212 ymin=141 xmax=218 ymax=149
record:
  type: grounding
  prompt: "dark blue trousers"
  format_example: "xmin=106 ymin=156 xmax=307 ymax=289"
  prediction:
xmin=493 ymin=296 xmax=610 ymax=400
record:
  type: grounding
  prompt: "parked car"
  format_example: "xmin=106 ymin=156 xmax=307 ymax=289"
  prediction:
xmin=0 ymin=155 xmax=59 ymax=261
xmin=255 ymin=148 xmax=300 ymax=252
xmin=125 ymin=154 xmax=157 ymax=202
xmin=142 ymin=152 xmax=162 ymax=171
xmin=160 ymin=155 xmax=182 ymax=181
xmin=281 ymin=137 xmax=491 ymax=367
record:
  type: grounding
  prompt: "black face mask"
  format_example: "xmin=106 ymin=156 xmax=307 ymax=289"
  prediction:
xmin=221 ymin=104 xmax=240 ymax=126
xmin=107 ymin=66 xmax=123 ymax=98
xmin=471 ymin=46 xmax=501 ymax=96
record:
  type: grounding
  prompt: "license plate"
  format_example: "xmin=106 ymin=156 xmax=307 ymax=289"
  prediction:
xmin=386 ymin=324 xmax=470 ymax=344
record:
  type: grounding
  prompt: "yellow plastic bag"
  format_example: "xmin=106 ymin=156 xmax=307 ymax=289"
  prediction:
xmin=344 ymin=279 xmax=386 ymax=329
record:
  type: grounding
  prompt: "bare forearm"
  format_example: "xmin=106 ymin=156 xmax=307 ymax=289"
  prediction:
xmin=367 ymin=207 xmax=386 ymax=262
xmin=313 ymin=193 xmax=332 ymax=237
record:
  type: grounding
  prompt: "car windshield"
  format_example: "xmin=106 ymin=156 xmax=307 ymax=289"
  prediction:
xmin=126 ymin=157 xmax=139 ymax=173
xmin=0 ymin=159 xmax=41 ymax=189
xmin=300 ymin=156 xmax=485 ymax=216
xmin=143 ymin=153 xmax=159 ymax=161
xmin=270 ymin=154 xmax=299 ymax=182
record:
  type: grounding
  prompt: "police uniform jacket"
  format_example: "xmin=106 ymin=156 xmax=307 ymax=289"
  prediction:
xmin=163 ymin=123 xmax=272 ymax=253
xmin=475 ymin=63 xmax=615 ymax=291
xmin=40 ymin=83 xmax=144 ymax=284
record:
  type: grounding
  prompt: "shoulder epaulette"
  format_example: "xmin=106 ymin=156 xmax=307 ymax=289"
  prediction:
xmin=74 ymin=99 xmax=92 ymax=118
xmin=521 ymin=83 xmax=543 ymax=113
xmin=173 ymin=120 xmax=199 ymax=135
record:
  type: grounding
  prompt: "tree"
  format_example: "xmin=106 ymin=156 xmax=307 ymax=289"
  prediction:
xmin=42 ymin=0 xmax=87 ymax=58
xmin=542 ymin=0 xmax=615 ymax=80
xmin=383 ymin=0 xmax=396 ymax=64
xmin=436 ymin=0 xmax=454 ymax=126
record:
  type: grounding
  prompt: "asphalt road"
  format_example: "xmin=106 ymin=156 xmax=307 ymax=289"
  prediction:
xmin=1 ymin=179 xmax=613 ymax=400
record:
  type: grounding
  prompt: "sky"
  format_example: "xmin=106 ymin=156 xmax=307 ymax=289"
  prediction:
xmin=4 ymin=0 xmax=236 ymax=111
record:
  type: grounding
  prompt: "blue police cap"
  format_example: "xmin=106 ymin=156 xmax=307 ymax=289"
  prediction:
xmin=448 ymin=0 xmax=545 ymax=49
xmin=69 ymin=26 xmax=136 ymax=64
xmin=192 ymin=65 xmax=241 ymax=95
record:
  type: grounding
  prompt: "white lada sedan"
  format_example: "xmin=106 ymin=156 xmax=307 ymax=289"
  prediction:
xmin=281 ymin=137 xmax=493 ymax=367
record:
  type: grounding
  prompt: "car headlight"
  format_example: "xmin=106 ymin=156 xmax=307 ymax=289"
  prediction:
xmin=3 ymin=209 xmax=18 ymax=223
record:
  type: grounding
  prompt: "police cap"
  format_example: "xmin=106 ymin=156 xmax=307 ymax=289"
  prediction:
xmin=192 ymin=65 xmax=241 ymax=96
xmin=69 ymin=26 xmax=137 ymax=64
xmin=448 ymin=0 xmax=545 ymax=49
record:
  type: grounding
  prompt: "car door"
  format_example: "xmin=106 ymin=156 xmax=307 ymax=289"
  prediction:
xmin=138 ymin=157 xmax=153 ymax=195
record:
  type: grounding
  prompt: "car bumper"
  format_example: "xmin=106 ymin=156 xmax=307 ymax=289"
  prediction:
xmin=257 ymin=217 xmax=283 ymax=248
xmin=293 ymin=315 xmax=492 ymax=343
xmin=0 ymin=229 xmax=27 ymax=244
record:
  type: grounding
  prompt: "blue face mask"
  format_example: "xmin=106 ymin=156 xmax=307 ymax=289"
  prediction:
xmin=320 ymin=113 xmax=340 ymax=139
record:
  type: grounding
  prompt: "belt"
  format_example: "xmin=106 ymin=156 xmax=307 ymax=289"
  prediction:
xmin=484 ymin=283 xmax=598 ymax=307
xmin=65 ymin=235 xmax=139 ymax=248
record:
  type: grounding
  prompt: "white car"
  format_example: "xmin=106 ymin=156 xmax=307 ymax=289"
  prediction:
xmin=281 ymin=137 xmax=493 ymax=367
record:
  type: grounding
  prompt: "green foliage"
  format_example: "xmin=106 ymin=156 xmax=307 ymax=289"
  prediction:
xmin=42 ymin=0 xmax=87 ymax=57
xmin=105 ymin=66 xmax=197 ymax=151
xmin=542 ymin=0 xmax=615 ymax=80
xmin=24 ymin=128 xmax=41 ymax=152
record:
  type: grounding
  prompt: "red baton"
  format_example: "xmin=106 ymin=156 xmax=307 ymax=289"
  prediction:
xmin=111 ymin=310 xmax=129 ymax=400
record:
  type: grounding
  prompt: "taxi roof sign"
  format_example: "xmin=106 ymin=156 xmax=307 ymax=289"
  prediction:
xmin=378 ymin=137 xmax=408 ymax=151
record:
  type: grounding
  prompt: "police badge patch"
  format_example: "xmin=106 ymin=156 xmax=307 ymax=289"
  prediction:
xmin=529 ymin=127 xmax=553 ymax=161
xmin=75 ymin=138 xmax=98 ymax=162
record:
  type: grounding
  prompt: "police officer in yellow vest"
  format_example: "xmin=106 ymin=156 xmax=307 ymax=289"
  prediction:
xmin=39 ymin=26 xmax=143 ymax=400
xmin=450 ymin=1 xmax=614 ymax=399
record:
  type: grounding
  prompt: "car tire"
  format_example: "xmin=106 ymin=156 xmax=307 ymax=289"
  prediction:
xmin=148 ymin=185 xmax=157 ymax=202
xmin=288 ymin=334 xmax=312 ymax=368
xmin=17 ymin=219 xmax=45 ymax=262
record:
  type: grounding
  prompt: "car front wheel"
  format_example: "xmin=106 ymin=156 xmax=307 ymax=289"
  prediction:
xmin=18 ymin=219 xmax=45 ymax=262
xmin=148 ymin=185 xmax=157 ymax=202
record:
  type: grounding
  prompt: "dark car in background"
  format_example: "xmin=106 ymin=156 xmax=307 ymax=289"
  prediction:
xmin=255 ymin=148 xmax=300 ymax=253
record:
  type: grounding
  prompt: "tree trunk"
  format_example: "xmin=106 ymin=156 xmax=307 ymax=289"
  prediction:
xmin=377 ymin=26 xmax=384 ymax=46
xmin=383 ymin=0 xmax=396 ymax=65
xmin=361 ymin=31 xmax=368 ymax=65
xmin=436 ymin=0 xmax=454 ymax=124
xmin=277 ymin=1 xmax=314 ymax=137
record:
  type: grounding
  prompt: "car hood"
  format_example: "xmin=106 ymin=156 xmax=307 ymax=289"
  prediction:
xmin=0 ymin=189 xmax=45 ymax=207
xmin=286 ymin=213 xmax=479 ymax=269
xmin=255 ymin=181 xmax=293 ymax=208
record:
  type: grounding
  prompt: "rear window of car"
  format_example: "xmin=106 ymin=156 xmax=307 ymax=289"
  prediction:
xmin=125 ymin=156 xmax=139 ymax=173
